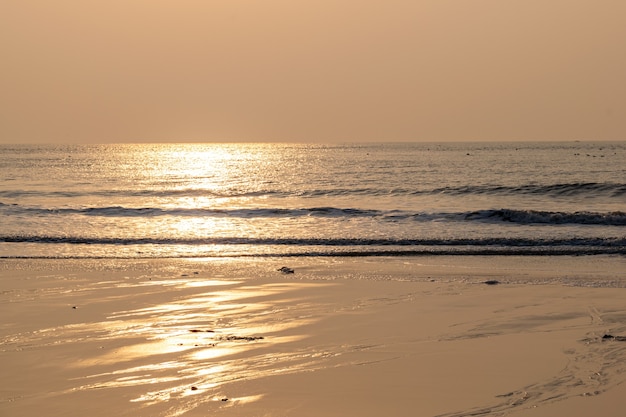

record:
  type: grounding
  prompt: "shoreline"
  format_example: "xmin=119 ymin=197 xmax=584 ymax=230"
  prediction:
xmin=2 ymin=256 xmax=626 ymax=416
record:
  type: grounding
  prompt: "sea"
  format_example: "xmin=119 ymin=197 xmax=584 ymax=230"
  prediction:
xmin=1 ymin=142 xmax=625 ymax=259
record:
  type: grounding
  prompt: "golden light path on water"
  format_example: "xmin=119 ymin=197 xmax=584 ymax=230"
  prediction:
xmin=139 ymin=143 xmax=288 ymax=209
xmin=114 ymin=143 xmax=311 ymax=252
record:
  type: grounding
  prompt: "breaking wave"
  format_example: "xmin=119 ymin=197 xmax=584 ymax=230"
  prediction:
xmin=2 ymin=203 xmax=625 ymax=226
xmin=2 ymin=235 xmax=625 ymax=257
xmin=1 ymin=182 xmax=625 ymax=199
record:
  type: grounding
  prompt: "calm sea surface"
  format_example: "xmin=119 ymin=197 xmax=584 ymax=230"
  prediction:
xmin=1 ymin=142 xmax=625 ymax=258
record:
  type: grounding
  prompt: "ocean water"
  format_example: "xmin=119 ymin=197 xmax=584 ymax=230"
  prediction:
xmin=1 ymin=142 xmax=625 ymax=258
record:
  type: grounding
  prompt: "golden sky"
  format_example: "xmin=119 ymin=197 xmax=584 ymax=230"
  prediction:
xmin=1 ymin=0 xmax=625 ymax=143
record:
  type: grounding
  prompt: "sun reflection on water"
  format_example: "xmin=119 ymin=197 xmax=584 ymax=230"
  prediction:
xmin=91 ymin=143 xmax=296 ymax=258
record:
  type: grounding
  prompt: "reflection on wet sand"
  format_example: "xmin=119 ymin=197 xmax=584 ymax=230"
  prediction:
xmin=6 ymin=258 xmax=626 ymax=417
xmin=32 ymin=277 xmax=340 ymax=415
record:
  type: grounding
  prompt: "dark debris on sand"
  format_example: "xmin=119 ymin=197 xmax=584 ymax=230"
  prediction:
xmin=187 ymin=329 xmax=264 ymax=342
xmin=218 ymin=335 xmax=264 ymax=342
xmin=602 ymin=334 xmax=626 ymax=342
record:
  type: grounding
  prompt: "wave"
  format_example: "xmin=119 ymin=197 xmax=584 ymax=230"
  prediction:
xmin=463 ymin=209 xmax=626 ymax=225
xmin=0 ymin=205 xmax=379 ymax=218
xmin=2 ymin=235 xmax=625 ymax=247
xmin=1 ymin=182 xmax=625 ymax=199
xmin=2 ymin=235 xmax=625 ymax=257
xmin=430 ymin=182 xmax=626 ymax=198
xmin=2 ymin=203 xmax=626 ymax=226
xmin=0 ymin=188 xmax=283 ymax=199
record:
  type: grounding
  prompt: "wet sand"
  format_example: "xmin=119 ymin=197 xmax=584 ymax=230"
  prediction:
xmin=1 ymin=256 xmax=626 ymax=416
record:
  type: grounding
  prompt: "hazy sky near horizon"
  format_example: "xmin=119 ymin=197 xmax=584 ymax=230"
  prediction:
xmin=1 ymin=1 xmax=625 ymax=144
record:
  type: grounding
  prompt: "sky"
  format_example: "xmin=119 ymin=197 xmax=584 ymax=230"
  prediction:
xmin=1 ymin=0 xmax=625 ymax=144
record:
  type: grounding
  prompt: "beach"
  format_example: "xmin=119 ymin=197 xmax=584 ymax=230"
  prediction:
xmin=2 ymin=256 xmax=626 ymax=417
xmin=3 ymin=0 xmax=626 ymax=413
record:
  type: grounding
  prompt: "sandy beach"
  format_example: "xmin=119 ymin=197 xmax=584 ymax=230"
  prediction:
xmin=2 ymin=256 xmax=626 ymax=417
